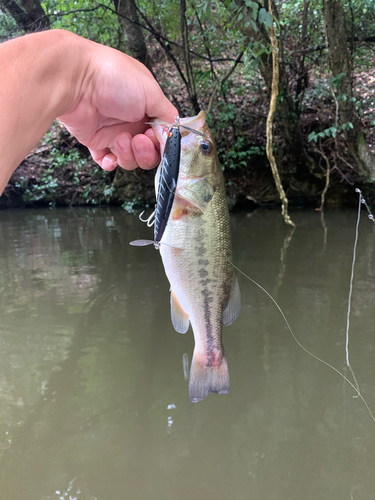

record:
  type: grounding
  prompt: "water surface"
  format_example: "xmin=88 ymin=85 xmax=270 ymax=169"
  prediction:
xmin=0 ymin=207 xmax=375 ymax=500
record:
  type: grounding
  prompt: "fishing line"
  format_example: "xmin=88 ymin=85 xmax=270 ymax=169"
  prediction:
xmin=356 ymin=188 xmax=375 ymax=224
xmin=136 ymin=124 xmax=375 ymax=419
xmin=161 ymin=182 xmax=375 ymax=421
xmin=224 ymin=253 xmax=375 ymax=422
xmin=345 ymin=190 xmax=362 ymax=396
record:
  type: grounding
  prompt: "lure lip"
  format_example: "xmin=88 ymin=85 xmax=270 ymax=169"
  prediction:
xmin=145 ymin=119 xmax=208 ymax=138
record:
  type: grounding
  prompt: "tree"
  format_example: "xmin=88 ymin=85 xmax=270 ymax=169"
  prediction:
xmin=112 ymin=0 xmax=151 ymax=69
xmin=222 ymin=0 xmax=316 ymax=181
xmin=0 ymin=0 xmax=50 ymax=33
xmin=323 ymin=0 xmax=375 ymax=181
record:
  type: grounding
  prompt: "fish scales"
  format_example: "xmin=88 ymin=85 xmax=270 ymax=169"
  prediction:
xmin=152 ymin=111 xmax=241 ymax=402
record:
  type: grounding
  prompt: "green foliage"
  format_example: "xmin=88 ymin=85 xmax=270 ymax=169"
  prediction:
xmin=308 ymin=122 xmax=354 ymax=143
xmin=121 ymin=197 xmax=149 ymax=213
xmin=331 ymin=73 xmax=347 ymax=88
xmin=1 ymin=0 xmax=375 ymax=202
xmin=15 ymin=173 xmax=59 ymax=205
xmin=308 ymin=127 xmax=337 ymax=143
xmin=43 ymin=0 xmax=122 ymax=47
xmin=0 ymin=8 xmax=18 ymax=41
xmin=14 ymin=147 xmax=87 ymax=205
xmin=217 ymin=136 xmax=264 ymax=170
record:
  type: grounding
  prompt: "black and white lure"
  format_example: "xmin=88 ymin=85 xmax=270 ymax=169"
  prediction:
xmin=153 ymin=117 xmax=181 ymax=246
xmin=130 ymin=116 xmax=182 ymax=249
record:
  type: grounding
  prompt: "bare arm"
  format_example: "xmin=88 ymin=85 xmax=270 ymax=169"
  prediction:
xmin=0 ymin=29 xmax=177 ymax=194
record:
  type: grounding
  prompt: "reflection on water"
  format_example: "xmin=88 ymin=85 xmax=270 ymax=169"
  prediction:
xmin=0 ymin=207 xmax=375 ymax=500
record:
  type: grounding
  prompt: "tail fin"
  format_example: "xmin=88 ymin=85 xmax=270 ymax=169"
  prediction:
xmin=189 ymin=351 xmax=230 ymax=403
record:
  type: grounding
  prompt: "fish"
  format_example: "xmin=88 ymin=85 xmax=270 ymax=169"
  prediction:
xmin=152 ymin=110 xmax=241 ymax=403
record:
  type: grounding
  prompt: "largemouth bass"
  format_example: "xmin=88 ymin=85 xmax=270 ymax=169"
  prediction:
xmin=152 ymin=111 xmax=241 ymax=403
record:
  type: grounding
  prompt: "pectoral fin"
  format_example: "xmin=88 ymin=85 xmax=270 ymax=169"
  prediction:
xmin=222 ymin=273 xmax=241 ymax=326
xmin=177 ymin=178 xmax=214 ymax=211
xmin=171 ymin=291 xmax=190 ymax=333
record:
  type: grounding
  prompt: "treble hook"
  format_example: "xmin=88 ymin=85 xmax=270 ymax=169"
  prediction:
xmin=139 ymin=210 xmax=155 ymax=227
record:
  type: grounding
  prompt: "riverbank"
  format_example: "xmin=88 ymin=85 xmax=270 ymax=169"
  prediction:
xmin=1 ymin=123 xmax=369 ymax=212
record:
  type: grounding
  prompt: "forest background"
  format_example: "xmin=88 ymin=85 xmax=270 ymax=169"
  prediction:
xmin=0 ymin=0 xmax=375 ymax=211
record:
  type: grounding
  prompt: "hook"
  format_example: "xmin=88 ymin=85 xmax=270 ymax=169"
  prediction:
xmin=139 ymin=210 xmax=155 ymax=227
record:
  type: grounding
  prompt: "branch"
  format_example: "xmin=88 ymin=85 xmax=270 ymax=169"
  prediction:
xmin=97 ymin=1 xmax=234 ymax=63
xmin=192 ymin=3 xmax=217 ymax=80
xmin=266 ymin=2 xmax=295 ymax=227
xmin=207 ymin=44 xmax=247 ymax=113
xmin=1 ymin=0 xmax=49 ymax=32
xmin=135 ymin=6 xmax=188 ymax=88
xmin=1 ymin=0 xmax=29 ymax=30
xmin=295 ymin=35 xmax=375 ymax=56
xmin=314 ymin=147 xmax=331 ymax=210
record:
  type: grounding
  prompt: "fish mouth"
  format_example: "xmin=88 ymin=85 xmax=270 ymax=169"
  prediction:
xmin=179 ymin=111 xmax=206 ymax=132
xmin=151 ymin=111 xmax=207 ymax=154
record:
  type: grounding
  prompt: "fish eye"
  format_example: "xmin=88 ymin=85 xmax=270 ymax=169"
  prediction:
xmin=199 ymin=140 xmax=213 ymax=155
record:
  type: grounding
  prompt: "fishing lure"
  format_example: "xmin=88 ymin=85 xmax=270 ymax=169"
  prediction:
xmin=153 ymin=117 xmax=182 ymax=247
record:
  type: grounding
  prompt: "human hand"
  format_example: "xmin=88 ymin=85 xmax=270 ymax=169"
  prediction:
xmin=59 ymin=39 xmax=177 ymax=172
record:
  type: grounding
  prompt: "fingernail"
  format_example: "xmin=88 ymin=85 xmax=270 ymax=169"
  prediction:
xmin=102 ymin=157 xmax=116 ymax=171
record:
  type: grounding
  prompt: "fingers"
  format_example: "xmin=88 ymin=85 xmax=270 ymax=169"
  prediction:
xmin=90 ymin=150 xmax=118 ymax=171
xmin=132 ymin=134 xmax=160 ymax=170
xmin=102 ymin=154 xmax=118 ymax=171
xmin=91 ymin=131 xmax=161 ymax=172
xmin=114 ymin=131 xmax=160 ymax=170
xmin=113 ymin=131 xmax=138 ymax=170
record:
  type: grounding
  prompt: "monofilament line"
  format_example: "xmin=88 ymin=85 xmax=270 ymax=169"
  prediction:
xmin=356 ymin=188 xmax=375 ymax=224
xmin=225 ymin=255 xmax=375 ymax=423
xmin=345 ymin=190 xmax=362 ymax=396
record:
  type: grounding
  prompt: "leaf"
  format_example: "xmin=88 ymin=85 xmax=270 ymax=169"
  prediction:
xmin=265 ymin=12 xmax=272 ymax=27
xmin=255 ymin=44 xmax=269 ymax=58
xmin=258 ymin=7 xmax=267 ymax=24
xmin=308 ymin=132 xmax=318 ymax=143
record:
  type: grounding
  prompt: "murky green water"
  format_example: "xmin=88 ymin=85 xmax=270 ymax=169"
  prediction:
xmin=1 ymin=207 xmax=375 ymax=500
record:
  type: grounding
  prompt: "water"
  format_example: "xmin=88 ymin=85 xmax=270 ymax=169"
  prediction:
xmin=0 ymin=207 xmax=375 ymax=500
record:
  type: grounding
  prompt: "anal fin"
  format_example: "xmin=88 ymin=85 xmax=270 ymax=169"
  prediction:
xmin=222 ymin=273 xmax=241 ymax=326
xmin=171 ymin=291 xmax=190 ymax=333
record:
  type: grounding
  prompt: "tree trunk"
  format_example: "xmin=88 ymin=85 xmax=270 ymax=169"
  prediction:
xmin=226 ymin=0 xmax=315 ymax=179
xmin=323 ymin=0 xmax=375 ymax=181
xmin=0 ymin=0 xmax=50 ymax=32
xmin=113 ymin=0 xmax=151 ymax=70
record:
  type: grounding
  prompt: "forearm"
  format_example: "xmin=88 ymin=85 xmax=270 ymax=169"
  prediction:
xmin=0 ymin=30 xmax=88 ymax=194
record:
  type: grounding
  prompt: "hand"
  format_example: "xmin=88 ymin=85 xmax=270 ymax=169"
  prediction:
xmin=59 ymin=40 xmax=177 ymax=172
